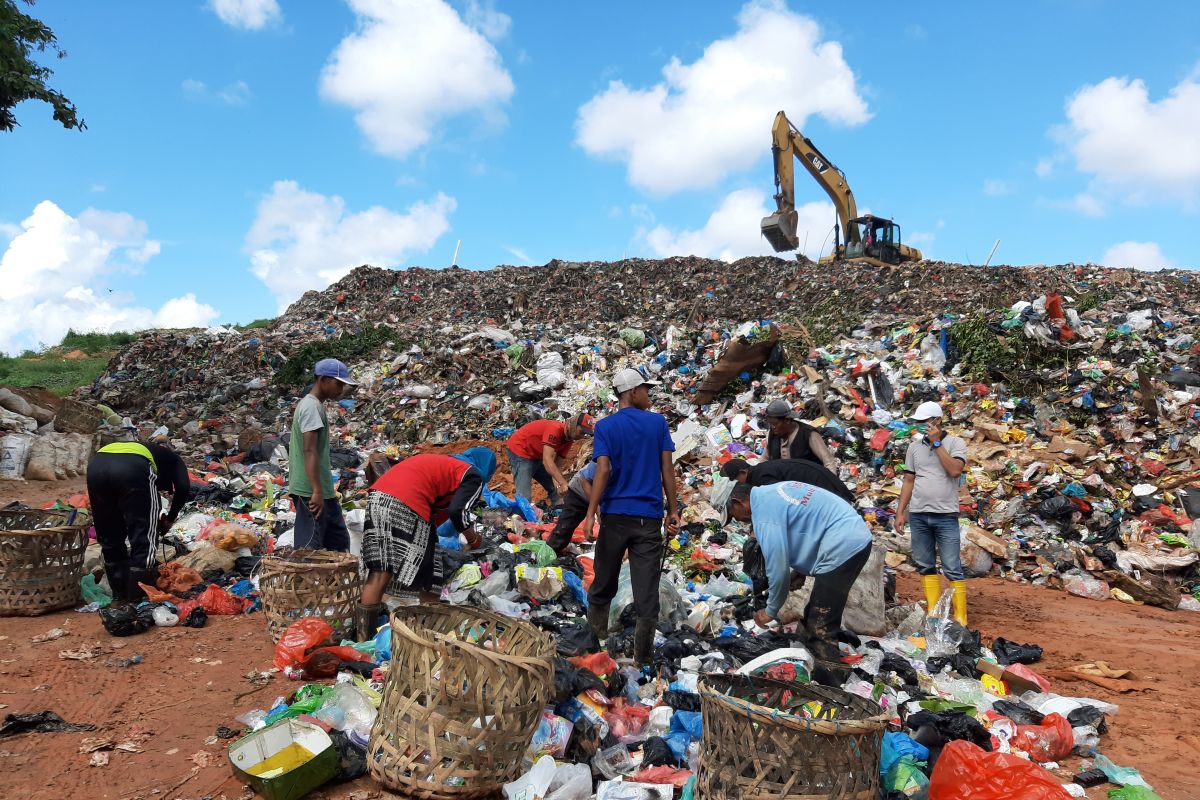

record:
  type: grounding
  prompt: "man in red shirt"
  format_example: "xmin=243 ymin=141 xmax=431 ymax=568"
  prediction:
xmin=506 ymin=413 xmax=594 ymax=504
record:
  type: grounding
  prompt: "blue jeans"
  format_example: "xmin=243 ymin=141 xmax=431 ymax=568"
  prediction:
xmin=291 ymin=495 xmax=350 ymax=551
xmin=507 ymin=449 xmax=560 ymax=505
xmin=909 ymin=512 xmax=964 ymax=581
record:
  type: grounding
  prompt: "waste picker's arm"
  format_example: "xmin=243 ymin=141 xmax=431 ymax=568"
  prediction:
xmin=761 ymin=110 xmax=860 ymax=253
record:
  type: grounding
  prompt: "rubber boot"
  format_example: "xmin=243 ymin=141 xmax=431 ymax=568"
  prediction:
xmin=950 ymin=580 xmax=968 ymax=627
xmin=356 ymin=603 xmax=387 ymax=642
xmin=921 ymin=574 xmax=942 ymax=616
xmin=586 ymin=603 xmax=610 ymax=642
xmin=129 ymin=566 xmax=157 ymax=602
xmin=104 ymin=560 xmax=132 ymax=603
xmin=633 ymin=618 xmax=657 ymax=667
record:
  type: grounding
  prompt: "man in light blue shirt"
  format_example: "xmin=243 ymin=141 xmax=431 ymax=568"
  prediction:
xmin=722 ymin=480 xmax=873 ymax=661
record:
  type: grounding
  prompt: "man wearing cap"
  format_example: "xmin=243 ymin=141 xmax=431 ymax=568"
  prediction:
xmin=895 ymin=401 xmax=969 ymax=626
xmin=712 ymin=478 xmax=873 ymax=662
xmin=763 ymin=399 xmax=837 ymax=471
xmin=720 ymin=458 xmax=856 ymax=506
xmin=582 ymin=367 xmax=680 ymax=665
xmin=287 ymin=358 xmax=356 ymax=551
xmin=505 ymin=413 xmax=595 ymax=505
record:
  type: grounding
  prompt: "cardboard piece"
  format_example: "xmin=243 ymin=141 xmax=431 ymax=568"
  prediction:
xmin=975 ymin=660 xmax=1044 ymax=696
xmin=1047 ymin=436 xmax=1094 ymax=462
xmin=965 ymin=525 xmax=1009 ymax=558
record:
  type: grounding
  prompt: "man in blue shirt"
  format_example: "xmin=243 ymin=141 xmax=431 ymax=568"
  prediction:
xmin=582 ymin=368 xmax=680 ymax=665
xmin=718 ymin=479 xmax=873 ymax=662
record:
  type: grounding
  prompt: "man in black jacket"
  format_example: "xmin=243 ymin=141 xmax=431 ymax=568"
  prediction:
xmin=86 ymin=440 xmax=191 ymax=600
xmin=719 ymin=458 xmax=856 ymax=506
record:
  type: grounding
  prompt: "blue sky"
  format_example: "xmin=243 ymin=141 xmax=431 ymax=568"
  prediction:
xmin=3 ymin=0 xmax=1200 ymax=354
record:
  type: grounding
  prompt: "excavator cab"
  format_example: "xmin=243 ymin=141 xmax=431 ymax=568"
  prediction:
xmin=845 ymin=215 xmax=906 ymax=265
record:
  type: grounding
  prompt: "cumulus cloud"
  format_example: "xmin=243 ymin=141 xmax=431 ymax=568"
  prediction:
xmin=641 ymin=188 xmax=835 ymax=262
xmin=247 ymin=180 xmax=457 ymax=309
xmin=1101 ymin=240 xmax=1176 ymax=271
xmin=0 ymin=201 xmax=219 ymax=354
xmin=320 ymin=0 xmax=514 ymax=158
xmin=1057 ymin=72 xmax=1200 ymax=202
xmin=464 ymin=0 xmax=510 ymax=40
xmin=208 ymin=0 xmax=281 ymax=30
xmin=575 ymin=0 xmax=868 ymax=194
xmin=982 ymin=179 xmax=1011 ymax=196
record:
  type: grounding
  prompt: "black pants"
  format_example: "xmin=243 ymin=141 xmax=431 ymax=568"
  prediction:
xmin=805 ymin=543 xmax=873 ymax=661
xmin=588 ymin=514 xmax=663 ymax=621
xmin=87 ymin=452 xmax=161 ymax=569
xmin=546 ymin=490 xmax=589 ymax=554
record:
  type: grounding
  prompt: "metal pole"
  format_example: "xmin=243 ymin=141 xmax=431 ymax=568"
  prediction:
xmin=983 ymin=239 xmax=1000 ymax=267
xmin=451 ymin=240 xmax=462 ymax=267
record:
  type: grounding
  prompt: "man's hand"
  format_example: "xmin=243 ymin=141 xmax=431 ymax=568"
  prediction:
xmin=157 ymin=515 xmax=173 ymax=534
xmin=926 ymin=419 xmax=944 ymax=444
xmin=665 ymin=511 xmax=681 ymax=534
xmin=308 ymin=490 xmax=324 ymax=518
xmin=553 ymin=477 xmax=569 ymax=498
xmin=754 ymin=609 xmax=774 ymax=628
xmin=894 ymin=508 xmax=907 ymax=531
xmin=581 ymin=514 xmax=594 ymax=541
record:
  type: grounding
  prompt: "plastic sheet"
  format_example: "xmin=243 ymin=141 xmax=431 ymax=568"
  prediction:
xmin=928 ymin=740 xmax=1073 ymax=799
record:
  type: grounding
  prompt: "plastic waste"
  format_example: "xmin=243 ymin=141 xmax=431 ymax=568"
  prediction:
xmin=274 ymin=618 xmax=334 ymax=669
xmin=1062 ymin=571 xmax=1110 ymax=601
xmin=529 ymin=711 xmax=574 ymax=759
xmin=80 ymin=574 xmax=112 ymax=608
xmin=151 ymin=606 xmax=179 ymax=627
xmin=1094 ymin=754 xmax=1153 ymax=788
xmin=928 ymin=740 xmax=1074 ymax=799
xmin=1013 ymin=713 xmax=1073 ymax=762
xmin=1107 ymin=787 xmax=1163 ymax=800
xmin=545 ymin=762 xmax=592 ymax=800
xmin=592 ymin=744 xmax=637 ymax=780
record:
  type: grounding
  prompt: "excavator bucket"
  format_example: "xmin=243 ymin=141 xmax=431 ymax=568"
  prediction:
xmin=760 ymin=209 xmax=799 ymax=252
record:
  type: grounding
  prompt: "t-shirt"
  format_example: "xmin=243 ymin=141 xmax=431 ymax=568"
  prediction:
xmin=507 ymin=419 xmax=571 ymax=461
xmin=751 ymin=482 xmax=873 ymax=618
xmin=592 ymin=407 xmax=675 ymax=518
xmin=372 ymin=453 xmax=477 ymax=527
xmin=287 ymin=394 xmax=335 ymax=498
xmin=903 ymin=434 xmax=967 ymax=514
xmin=567 ymin=461 xmax=598 ymax=499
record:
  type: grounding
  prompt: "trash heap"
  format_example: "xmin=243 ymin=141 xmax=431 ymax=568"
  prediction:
xmin=63 ymin=256 xmax=1200 ymax=798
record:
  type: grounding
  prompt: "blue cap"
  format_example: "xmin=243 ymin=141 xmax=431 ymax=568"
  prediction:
xmin=314 ymin=358 xmax=357 ymax=386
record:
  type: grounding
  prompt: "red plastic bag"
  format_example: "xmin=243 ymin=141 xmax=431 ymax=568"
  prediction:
xmin=604 ymin=702 xmax=650 ymax=740
xmin=868 ymin=429 xmax=892 ymax=451
xmin=569 ymin=651 xmax=618 ymax=679
xmin=929 ymin=740 xmax=1073 ymax=800
xmin=630 ymin=766 xmax=692 ymax=787
xmin=300 ymin=645 xmax=374 ymax=679
xmin=1014 ymin=713 xmax=1074 ymax=762
xmin=1004 ymin=663 xmax=1052 ymax=693
xmin=195 ymin=584 xmax=250 ymax=615
xmin=579 ymin=555 xmax=595 ymax=590
xmin=274 ymin=618 xmax=334 ymax=669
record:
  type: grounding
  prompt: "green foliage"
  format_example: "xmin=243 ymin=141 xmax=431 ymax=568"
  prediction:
xmin=236 ymin=318 xmax=274 ymax=331
xmin=0 ymin=353 xmax=108 ymax=395
xmin=1 ymin=0 xmax=85 ymax=132
xmin=948 ymin=317 xmax=1066 ymax=392
xmin=275 ymin=325 xmax=398 ymax=387
xmin=59 ymin=328 xmax=138 ymax=354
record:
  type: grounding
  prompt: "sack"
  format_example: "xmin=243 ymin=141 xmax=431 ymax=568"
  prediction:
xmin=693 ymin=325 xmax=780 ymax=405
xmin=0 ymin=433 xmax=32 ymax=480
xmin=24 ymin=435 xmax=57 ymax=482
xmin=783 ymin=543 xmax=887 ymax=636
xmin=274 ymin=618 xmax=334 ymax=669
xmin=928 ymin=740 xmax=1073 ymax=799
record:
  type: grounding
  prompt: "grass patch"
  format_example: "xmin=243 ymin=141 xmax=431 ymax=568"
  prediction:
xmin=275 ymin=325 xmax=399 ymax=387
xmin=236 ymin=318 xmax=274 ymax=331
xmin=0 ymin=354 xmax=110 ymax=395
xmin=59 ymin=329 xmax=139 ymax=355
xmin=948 ymin=317 xmax=1067 ymax=391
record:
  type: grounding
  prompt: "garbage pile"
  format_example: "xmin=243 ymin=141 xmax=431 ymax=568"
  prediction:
xmin=62 ymin=256 xmax=1200 ymax=798
xmin=0 ymin=388 xmax=114 ymax=482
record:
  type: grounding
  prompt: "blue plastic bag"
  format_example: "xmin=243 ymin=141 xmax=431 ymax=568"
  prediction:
xmin=880 ymin=731 xmax=930 ymax=776
xmin=374 ymin=625 xmax=391 ymax=662
xmin=562 ymin=570 xmax=588 ymax=608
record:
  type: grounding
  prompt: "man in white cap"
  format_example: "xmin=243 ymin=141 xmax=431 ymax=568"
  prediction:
xmin=581 ymin=367 xmax=680 ymax=666
xmin=287 ymin=358 xmax=357 ymax=551
xmin=762 ymin=398 xmax=837 ymax=471
xmin=895 ymin=401 xmax=969 ymax=625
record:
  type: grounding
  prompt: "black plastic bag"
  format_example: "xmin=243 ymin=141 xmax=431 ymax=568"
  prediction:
xmin=926 ymin=654 xmax=980 ymax=679
xmin=0 ymin=711 xmax=96 ymax=737
xmin=991 ymin=637 xmax=1043 ymax=666
xmin=328 ymin=730 xmax=367 ymax=783
xmin=181 ymin=606 xmax=208 ymax=628
xmin=642 ymin=736 xmax=681 ymax=767
xmin=233 ymin=555 xmax=261 ymax=576
xmin=662 ymin=691 xmax=701 ymax=712
xmin=553 ymin=658 xmax=605 ymax=703
xmin=566 ymin=716 xmax=602 ymax=763
xmin=100 ymin=604 xmax=152 ymax=637
xmin=993 ymin=700 xmax=1044 ymax=726
xmin=711 ymin=633 xmax=776 ymax=664
xmin=742 ymin=538 xmax=769 ymax=604
xmin=606 ymin=630 xmax=636 ymax=659
xmin=905 ymin=710 xmax=991 ymax=751
xmin=1033 ymin=495 xmax=1076 ymax=522
xmin=1067 ymin=705 xmax=1108 ymax=734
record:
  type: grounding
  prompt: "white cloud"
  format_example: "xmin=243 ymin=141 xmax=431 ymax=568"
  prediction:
xmin=1101 ymin=240 xmax=1176 ymax=271
xmin=208 ymin=0 xmax=281 ymax=30
xmin=464 ymin=0 xmax=510 ymax=41
xmin=1071 ymin=192 xmax=1105 ymax=217
xmin=1057 ymin=72 xmax=1200 ymax=202
xmin=182 ymin=78 xmax=252 ymax=105
xmin=503 ymin=245 xmax=533 ymax=264
xmin=641 ymin=188 xmax=835 ymax=262
xmin=246 ymin=180 xmax=457 ymax=310
xmin=320 ymin=0 xmax=514 ymax=159
xmin=575 ymin=0 xmax=869 ymax=194
xmin=982 ymin=179 xmax=1011 ymax=196
xmin=1034 ymin=158 xmax=1054 ymax=178
xmin=0 ymin=201 xmax=218 ymax=354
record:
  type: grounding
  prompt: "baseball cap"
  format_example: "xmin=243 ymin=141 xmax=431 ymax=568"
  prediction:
xmin=764 ymin=399 xmax=796 ymax=419
xmin=314 ymin=358 xmax=358 ymax=386
xmin=575 ymin=412 xmax=596 ymax=435
xmin=612 ymin=367 xmax=660 ymax=394
xmin=910 ymin=401 xmax=943 ymax=421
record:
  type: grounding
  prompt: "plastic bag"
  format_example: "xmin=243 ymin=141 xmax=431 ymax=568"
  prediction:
xmin=1107 ymin=786 xmax=1162 ymax=800
xmin=604 ymin=703 xmax=650 ymax=743
xmin=556 ymin=621 xmax=601 ymax=658
xmin=993 ymin=699 xmax=1044 ymax=726
xmin=928 ymin=740 xmax=1074 ymax=799
xmin=1062 ymin=571 xmax=1109 ymax=601
xmin=181 ymin=606 xmax=207 ymax=628
xmin=553 ymin=658 xmax=605 ymax=702
xmin=545 ymin=762 xmax=592 ymax=800
xmin=274 ymin=618 xmax=334 ymax=669
xmin=517 ymin=540 xmax=556 ymax=567
xmin=880 ymin=731 xmax=930 ymax=776
xmin=1013 ymin=713 xmax=1073 ymax=762
xmin=991 ymin=637 xmax=1043 ymax=665
xmin=80 ymin=574 xmax=112 ymax=608
xmin=99 ymin=604 xmax=154 ymax=637
xmin=195 ymin=584 xmax=250 ymax=615
xmin=529 ymin=711 xmax=574 ymax=759
xmin=1005 ymin=663 xmax=1052 ymax=693
xmin=630 ymin=766 xmax=692 ymax=787
xmin=570 ymin=651 xmax=618 ymax=679
xmin=157 ymin=561 xmax=204 ymax=594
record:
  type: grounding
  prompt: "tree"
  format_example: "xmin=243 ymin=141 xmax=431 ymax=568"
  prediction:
xmin=0 ymin=0 xmax=84 ymax=132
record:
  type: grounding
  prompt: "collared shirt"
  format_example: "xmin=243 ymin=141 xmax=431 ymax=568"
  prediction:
xmin=592 ymin=407 xmax=674 ymax=518
xmin=904 ymin=434 xmax=967 ymax=514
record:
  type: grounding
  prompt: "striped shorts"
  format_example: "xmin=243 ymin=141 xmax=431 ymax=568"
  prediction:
xmin=362 ymin=491 xmax=440 ymax=593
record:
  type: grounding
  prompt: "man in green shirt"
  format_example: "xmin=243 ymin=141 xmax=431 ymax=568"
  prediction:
xmin=287 ymin=358 xmax=356 ymax=550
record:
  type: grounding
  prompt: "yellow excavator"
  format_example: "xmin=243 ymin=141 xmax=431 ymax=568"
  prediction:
xmin=760 ymin=110 xmax=922 ymax=267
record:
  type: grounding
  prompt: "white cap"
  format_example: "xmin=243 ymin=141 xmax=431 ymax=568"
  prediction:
xmin=612 ymin=367 xmax=660 ymax=394
xmin=910 ymin=401 xmax=944 ymax=421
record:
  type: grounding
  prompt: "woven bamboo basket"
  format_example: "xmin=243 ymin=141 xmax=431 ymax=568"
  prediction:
xmin=0 ymin=508 xmax=91 ymax=616
xmin=259 ymin=549 xmax=362 ymax=642
xmin=55 ymin=399 xmax=104 ymax=435
xmin=367 ymin=605 xmax=555 ymax=799
xmin=697 ymin=673 xmax=889 ymax=800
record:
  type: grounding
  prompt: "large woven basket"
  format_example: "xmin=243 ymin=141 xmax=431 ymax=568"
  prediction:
xmin=55 ymin=398 xmax=104 ymax=435
xmin=259 ymin=549 xmax=362 ymax=642
xmin=0 ymin=508 xmax=91 ymax=616
xmin=698 ymin=673 xmax=889 ymax=800
xmin=367 ymin=605 xmax=555 ymax=799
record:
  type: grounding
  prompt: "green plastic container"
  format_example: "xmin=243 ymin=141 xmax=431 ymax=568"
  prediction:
xmin=228 ymin=719 xmax=337 ymax=800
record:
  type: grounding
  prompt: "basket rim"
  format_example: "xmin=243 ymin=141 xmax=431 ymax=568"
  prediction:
xmin=0 ymin=524 xmax=91 ymax=537
xmin=261 ymin=548 xmax=359 ymax=571
xmin=699 ymin=674 xmax=890 ymax=735
xmin=389 ymin=605 xmax=555 ymax=667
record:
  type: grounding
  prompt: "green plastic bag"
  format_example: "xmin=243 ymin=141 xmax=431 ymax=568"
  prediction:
xmin=516 ymin=540 xmax=556 ymax=567
xmin=1108 ymin=787 xmax=1162 ymax=800
xmin=886 ymin=757 xmax=930 ymax=795
xmin=81 ymin=574 xmax=112 ymax=607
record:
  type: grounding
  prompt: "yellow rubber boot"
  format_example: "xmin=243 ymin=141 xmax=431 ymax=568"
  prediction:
xmin=950 ymin=580 xmax=968 ymax=627
xmin=921 ymin=574 xmax=942 ymax=616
